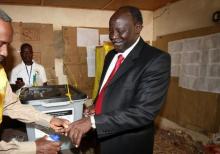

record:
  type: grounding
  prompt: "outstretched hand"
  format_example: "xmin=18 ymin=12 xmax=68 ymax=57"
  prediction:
xmin=66 ymin=117 xmax=92 ymax=148
xmin=50 ymin=117 xmax=70 ymax=134
xmin=35 ymin=135 xmax=61 ymax=154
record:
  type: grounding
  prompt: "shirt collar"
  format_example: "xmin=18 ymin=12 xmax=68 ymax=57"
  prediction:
xmin=22 ymin=60 xmax=34 ymax=66
xmin=116 ymin=37 xmax=140 ymax=59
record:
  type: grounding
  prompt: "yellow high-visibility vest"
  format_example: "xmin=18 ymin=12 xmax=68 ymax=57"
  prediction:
xmin=0 ymin=65 xmax=8 ymax=124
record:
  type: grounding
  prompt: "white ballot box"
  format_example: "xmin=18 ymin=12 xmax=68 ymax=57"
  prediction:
xmin=20 ymin=85 xmax=87 ymax=150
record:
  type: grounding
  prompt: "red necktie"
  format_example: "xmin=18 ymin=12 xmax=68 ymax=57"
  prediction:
xmin=95 ymin=55 xmax=124 ymax=115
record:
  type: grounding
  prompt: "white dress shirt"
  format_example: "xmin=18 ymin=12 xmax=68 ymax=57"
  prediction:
xmin=10 ymin=61 xmax=47 ymax=87
xmin=99 ymin=37 xmax=140 ymax=92
xmin=91 ymin=37 xmax=140 ymax=128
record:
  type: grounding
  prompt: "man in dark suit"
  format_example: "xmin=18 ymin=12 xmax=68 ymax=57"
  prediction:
xmin=67 ymin=6 xmax=171 ymax=154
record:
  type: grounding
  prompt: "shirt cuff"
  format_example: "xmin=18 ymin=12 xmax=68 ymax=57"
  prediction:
xmin=90 ymin=115 xmax=96 ymax=129
xmin=35 ymin=113 xmax=53 ymax=128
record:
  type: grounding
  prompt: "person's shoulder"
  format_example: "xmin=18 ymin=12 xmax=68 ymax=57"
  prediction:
xmin=11 ymin=63 xmax=23 ymax=71
xmin=106 ymin=49 xmax=117 ymax=58
xmin=34 ymin=62 xmax=45 ymax=69
xmin=143 ymin=43 xmax=170 ymax=57
xmin=138 ymin=43 xmax=170 ymax=65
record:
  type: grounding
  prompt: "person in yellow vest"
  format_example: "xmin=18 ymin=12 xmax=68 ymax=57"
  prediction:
xmin=0 ymin=9 xmax=70 ymax=154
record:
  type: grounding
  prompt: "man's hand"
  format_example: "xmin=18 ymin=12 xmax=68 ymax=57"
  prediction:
xmin=15 ymin=80 xmax=25 ymax=89
xmin=35 ymin=136 xmax=61 ymax=154
xmin=83 ymin=105 xmax=95 ymax=117
xmin=50 ymin=117 xmax=70 ymax=134
xmin=67 ymin=117 xmax=92 ymax=148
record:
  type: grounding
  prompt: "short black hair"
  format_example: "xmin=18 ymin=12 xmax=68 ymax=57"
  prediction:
xmin=20 ymin=43 xmax=33 ymax=52
xmin=118 ymin=6 xmax=143 ymax=25
xmin=0 ymin=9 xmax=12 ymax=22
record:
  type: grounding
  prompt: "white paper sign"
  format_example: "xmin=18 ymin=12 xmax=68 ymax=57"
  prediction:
xmin=77 ymin=28 xmax=99 ymax=47
xmin=86 ymin=46 xmax=96 ymax=77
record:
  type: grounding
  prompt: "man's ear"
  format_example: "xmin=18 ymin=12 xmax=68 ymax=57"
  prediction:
xmin=135 ymin=23 xmax=143 ymax=34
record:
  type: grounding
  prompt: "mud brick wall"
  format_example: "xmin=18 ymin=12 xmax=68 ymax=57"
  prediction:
xmin=154 ymin=25 xmax=220 ymax=133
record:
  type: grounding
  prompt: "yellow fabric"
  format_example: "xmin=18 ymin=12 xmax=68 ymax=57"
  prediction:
xmin=0 ymin=65 xmax=8 ymax=124
xmin=92 ymin=42 xmax=114 ymax=100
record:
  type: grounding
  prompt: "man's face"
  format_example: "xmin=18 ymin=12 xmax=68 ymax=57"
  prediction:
xmin=20 ymin=47 xmax=33 ymax=65
xmin=109 ymin=11 xmax=141 ymax=52
xmin=0 ymin=19 xmax=13 ymax=64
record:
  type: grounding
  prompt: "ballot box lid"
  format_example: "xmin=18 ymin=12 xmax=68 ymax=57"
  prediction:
xmin=19 ymin=85 xmax=87 ymax=104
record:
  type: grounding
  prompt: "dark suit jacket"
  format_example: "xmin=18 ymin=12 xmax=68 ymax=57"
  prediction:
xmin=94 ymin=38 xmax=171 ymax=154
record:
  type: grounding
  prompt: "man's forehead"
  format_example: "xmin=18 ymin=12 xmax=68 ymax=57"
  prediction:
xmin=0 ymin=19 xmax=13 ymax=43
xmin=0 ymin=19 xmax=12 ymax=28
xmin=109 ymin=15 xmax=134 ymax=30
xmin=110 ymin=11 xmax=132 ymax=23
xmin=22 ymin=47 xmax=32 ymax=52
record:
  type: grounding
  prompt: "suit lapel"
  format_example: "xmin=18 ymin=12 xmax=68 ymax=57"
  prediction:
xmin=108 ymin=38 xmax=145 ymax=86
xmin=99 ymin=51 xmax=116 ymax=89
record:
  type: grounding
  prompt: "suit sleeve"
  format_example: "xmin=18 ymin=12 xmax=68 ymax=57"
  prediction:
xmin=95 ymin=52 xmax=171 ymax=138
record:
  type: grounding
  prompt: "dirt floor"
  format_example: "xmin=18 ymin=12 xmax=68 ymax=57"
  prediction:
xmin=1 ymin=123 xmax=219 ymax=154
xmin=154 ymin=128 xmax=208 ymax=154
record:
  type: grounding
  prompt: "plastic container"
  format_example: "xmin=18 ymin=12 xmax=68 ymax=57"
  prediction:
xmin=22 ymin=85 xmax=87 ymax=150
